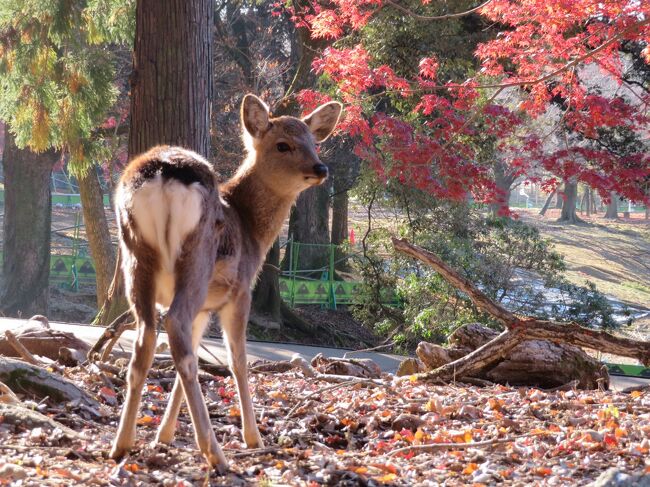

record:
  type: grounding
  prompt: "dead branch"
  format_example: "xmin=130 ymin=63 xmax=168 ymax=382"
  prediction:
xmin=4 ymin=330 xmax=43 ymax=366
xmin=86 ymin=309 xmax=133 ymax=361
xmin=391 ymin=237 xmax=650 ymax=383
xmin=0 ymin=381 xmax=21 ymax=405
xmin=99 ymin=320 xmax=136 ymax=362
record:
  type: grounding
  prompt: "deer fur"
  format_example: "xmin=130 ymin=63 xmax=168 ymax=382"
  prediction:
xmin=109 ymin=94 xmax=342 ymax=470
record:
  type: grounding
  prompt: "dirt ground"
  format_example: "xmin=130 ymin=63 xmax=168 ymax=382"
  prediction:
xmin=517 ymin=209 xmax=650 ymax=331
xmin=2 ymin=359 xmax=650 ymax=486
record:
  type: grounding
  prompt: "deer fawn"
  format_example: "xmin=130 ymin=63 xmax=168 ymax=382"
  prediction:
xmin=110 ymin=94 xmax=342 ymax=470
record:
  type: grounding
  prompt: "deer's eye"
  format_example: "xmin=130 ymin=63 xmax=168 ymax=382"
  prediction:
xmin=276 ymin=142 xmax=291 ymax=153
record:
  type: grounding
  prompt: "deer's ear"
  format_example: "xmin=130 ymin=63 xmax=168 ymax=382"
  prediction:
xmin=241 ymin=94 xmax=270 ymax=138
xmin=303 ymin=101 xmax=343 ymax=143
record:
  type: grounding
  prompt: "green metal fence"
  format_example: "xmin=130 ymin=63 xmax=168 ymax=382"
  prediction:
xmin=278 ymin=239 xmax=398 ymax=309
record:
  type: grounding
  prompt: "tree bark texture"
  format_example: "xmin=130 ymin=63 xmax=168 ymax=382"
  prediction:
xmin=0 ymin=133 xmax=57 ymax=317
xmin=604 ymin=191 xmax=619 ymax=219
xmin=97 ymin=0 xmax=214 ymax=326
xmin=558 ymin=179 xmax=581 ymax=224
xmin=129 ymin=0 xmax=213 ymax=157
xmin=392 ymin=237 xmax=650 ymax=384
xmin=77 ymin=169 xmax=115 ymax=308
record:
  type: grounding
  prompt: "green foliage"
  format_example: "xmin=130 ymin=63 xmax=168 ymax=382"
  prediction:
xmin=351 ymin=178 xmax=618 ymax=351
xmin=0 ymin=0 xmax=133 ymax=172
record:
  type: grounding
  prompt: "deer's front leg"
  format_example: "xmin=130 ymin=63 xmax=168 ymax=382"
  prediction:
xmin=219 ymin=293 xmax=264 ymax=448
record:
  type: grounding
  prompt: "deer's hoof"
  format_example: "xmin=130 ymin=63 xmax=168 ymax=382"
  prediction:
xmin=206 ymin=450 xmax=229 ymax=474
xmin=245 ymin=431 xmax=265 ymax=449
xmin=109 ymin=443 xmax=130 ymax=461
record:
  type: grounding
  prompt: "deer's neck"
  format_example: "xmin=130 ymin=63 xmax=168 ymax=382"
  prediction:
xmin=221 ymin=164 xmax=295 ymax=256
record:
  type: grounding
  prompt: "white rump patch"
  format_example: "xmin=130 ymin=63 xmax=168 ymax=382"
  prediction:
xmin=130 ymin=175 xmax=205 ymax=274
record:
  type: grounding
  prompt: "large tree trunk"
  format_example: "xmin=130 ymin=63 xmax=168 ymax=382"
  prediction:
xmin=558 ymin=179 xmax=582 ymax=224
xmin=604 ymin=191 xmax=619 ymax=219
xmin=96 ymin=0 xmax=214 ymax=326
xmin=77 ymin=169 xmax=115 ymax=308
xmin=279 ymin=7 xmax=331 ymax=275
xmin=0 ymin=133 xmax=57 ymax=317
xmin=129 ymin=0 xmax=213 ymax=156
xmin=329 ymin=139 xmax=359 ymax=272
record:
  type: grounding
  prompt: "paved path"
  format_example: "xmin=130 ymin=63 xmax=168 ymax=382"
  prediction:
xmin=0 ymin=318 xmax=645 ymax=391
xmin=0 ymin=317 xmax=402 ymax=370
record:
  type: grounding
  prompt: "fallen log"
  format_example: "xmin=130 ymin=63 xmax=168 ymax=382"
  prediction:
xmin=392 ymin=237 xmax=650 ymax=384
xmin=0 ymin=357 xmax=101 ymax=409
xmin=0 ymin=316 xmax=91 ymax=365
xmin=417 ymin=323 xmax=608 ymax=389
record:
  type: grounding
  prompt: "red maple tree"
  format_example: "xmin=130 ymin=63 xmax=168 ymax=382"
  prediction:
xmin=287 ymin=0 xmax=650 ymax=209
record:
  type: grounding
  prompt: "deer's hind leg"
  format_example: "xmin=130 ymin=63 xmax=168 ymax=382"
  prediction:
xmin=154 ymin=311 xmax=210 ymax=445
xmin=110 ymin=245 xmax=158 ymax=461
xmin=164 ymin=229 xmax=226 ymax=470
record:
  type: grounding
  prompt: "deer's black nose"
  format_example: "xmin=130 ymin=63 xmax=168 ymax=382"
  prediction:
xmin=313 ymin=163 xmax=328 ymax=178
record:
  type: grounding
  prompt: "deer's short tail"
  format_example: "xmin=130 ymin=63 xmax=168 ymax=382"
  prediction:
xmin=115 ymin=146 xmax=221 ymax=274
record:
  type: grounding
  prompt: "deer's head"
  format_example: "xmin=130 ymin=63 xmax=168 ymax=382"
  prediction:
xmin=240 ymin=94 xmax=342 ymax=196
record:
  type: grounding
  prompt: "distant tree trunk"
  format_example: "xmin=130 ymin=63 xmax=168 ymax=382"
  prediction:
xmin=251 ymin=240 xmax=281 ymax=322
xmin=331 ymin=190 xmax=349 ymax=270
xmin=582 ymin=187 xmax=592 ymax=216
xmin=604 ymin=192 xmax=619 ymax=219
xmin=96 ymin=0 xmax=213 ymax=326
xmin=555 ymin=191 xmax=564 ymax=209
xmin=489 ymin=161 xmax=515 ymax=217
xmin=329 ymin=139 xmax=359 ymax=272
xmin=0 ymin=133 xmax=57 ymax=317
xmin=279 ymin=9 xmax=331 ymax=275
xmin=539 ymin=191 xmax=555 ymax=216
xmin=558 ymin=179 xmax=581 ymax=224
xmin=283 ymin=187 xmax=330 ymax=274
xmin=251 ymin=0 xmax=332 ymax=325
xmin=77 ymin=169 xmax=115 ymax=308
